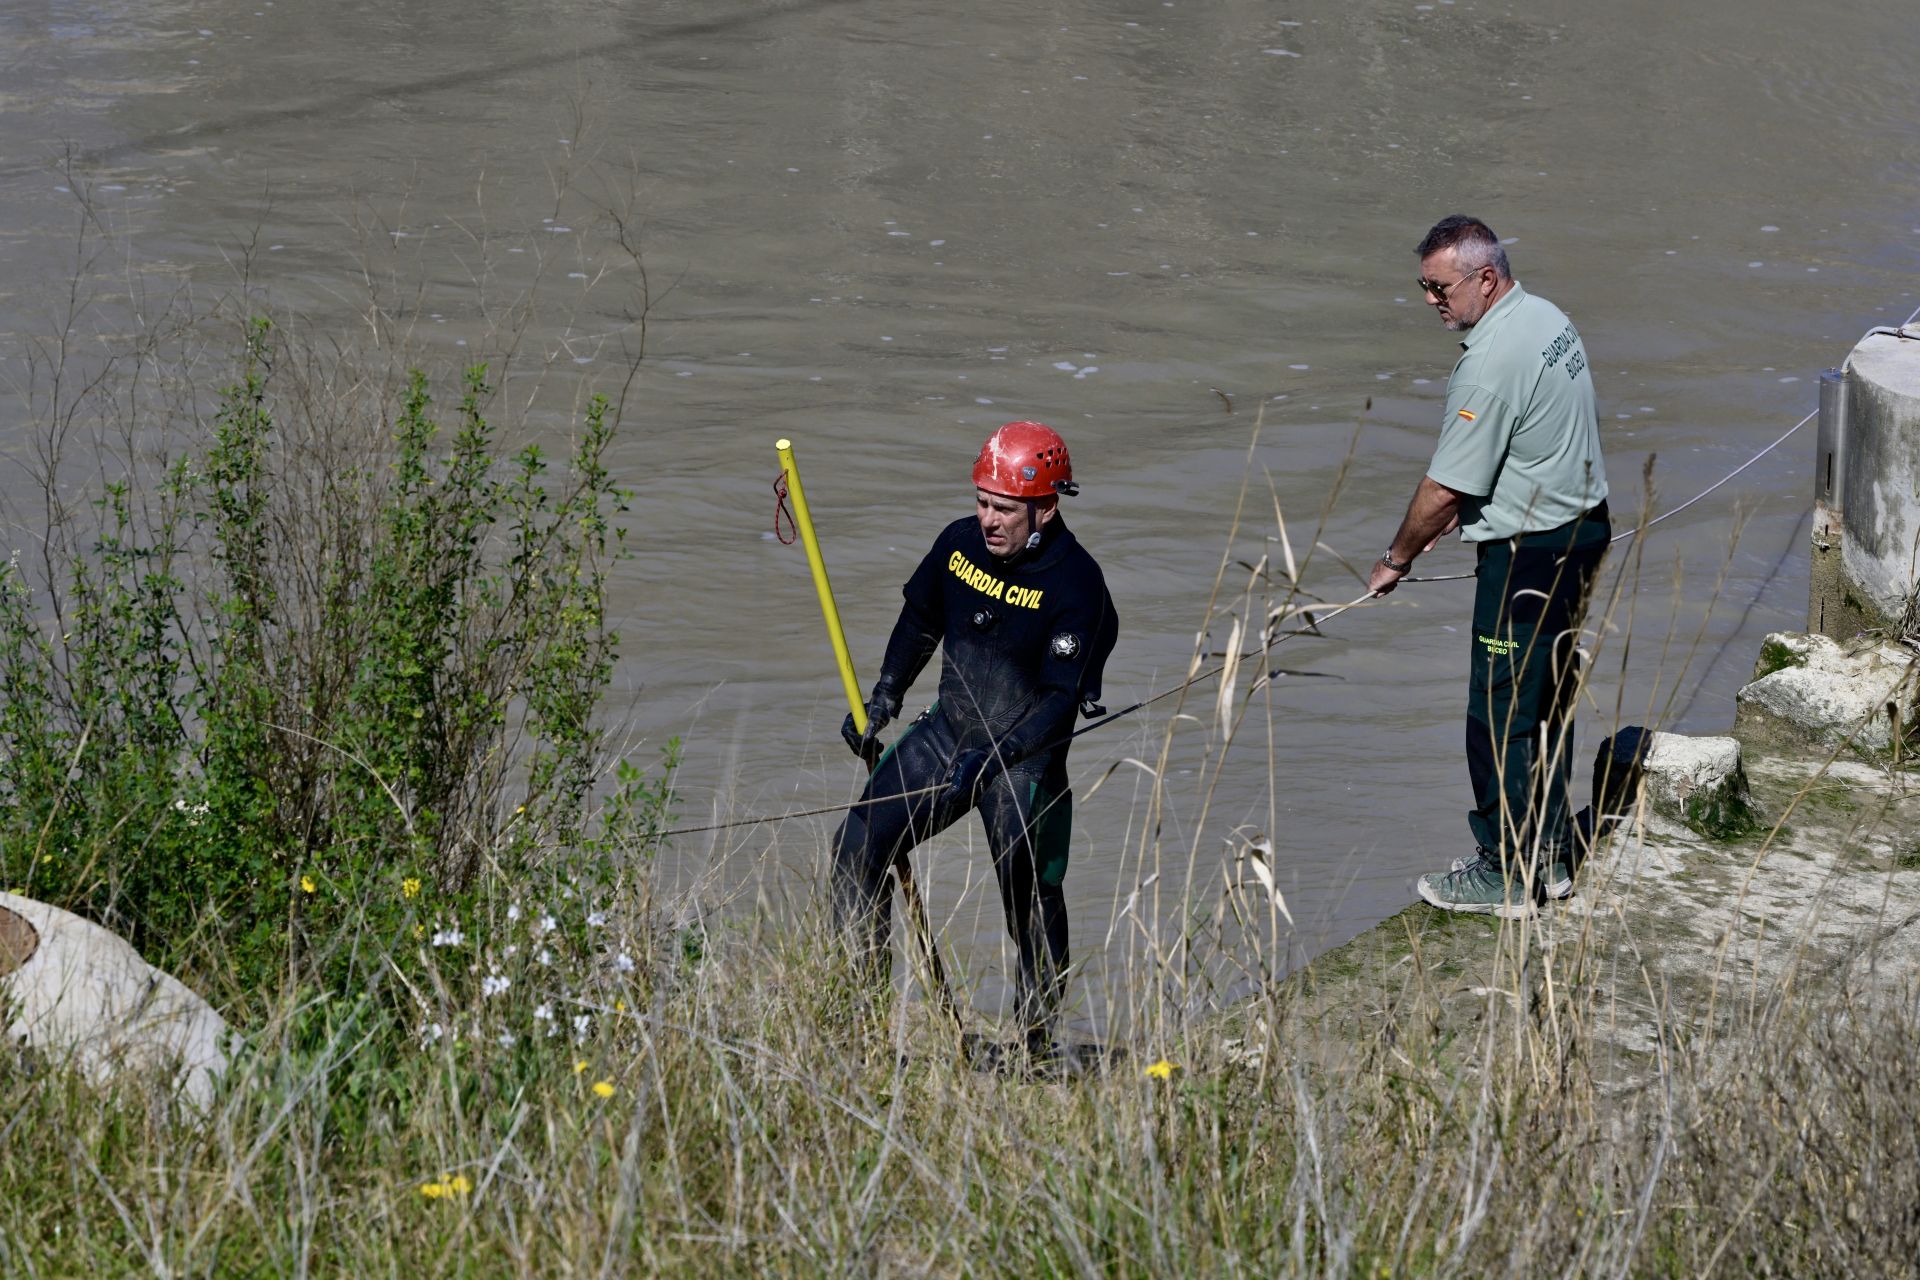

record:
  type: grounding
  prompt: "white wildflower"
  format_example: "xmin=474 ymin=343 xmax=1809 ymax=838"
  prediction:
xmin=496 ymin=1031 xmax=516 ymax=1048
xmin=537 ymin=913 xmax=558 ymax=936
xmin=482 ymin=973 xmax=510 ymax=998
xmin=506 ymin=903 xmax=522 ymax=922
xmin=504 ymin=944 xmax=519 ymax=958
xmin=613 ymin=952 xmax=635 ymax=974
xmin=533 ymin=1002 xmax=554 ymax=1022
xmin=421 ymin=1021 xmax=445 ymax=1045
xmin=536 ymin=948 xmax=553 ymax=967
xmin=586 ymin=910 xmax=607 ymax=928
xmin=571 ymin=1014 xmax=591 ymax=1042
xmin=430 ymin=927 xmax=465 ymax=948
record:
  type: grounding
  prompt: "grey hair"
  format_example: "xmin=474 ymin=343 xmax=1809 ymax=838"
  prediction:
xmin=1416 ymin=214 xmax=1512 ymax=279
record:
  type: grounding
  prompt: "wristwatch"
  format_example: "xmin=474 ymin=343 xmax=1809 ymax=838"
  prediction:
xmin=1378 ymin=550 xmax=1412 ymax=573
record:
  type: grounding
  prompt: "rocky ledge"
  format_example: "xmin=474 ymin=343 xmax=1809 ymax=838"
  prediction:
xmin=1290 ymin=631 xmax=1920 ymax=1075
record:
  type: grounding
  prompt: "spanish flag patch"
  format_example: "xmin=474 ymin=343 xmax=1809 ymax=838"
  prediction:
xmin=1455 ymin=409 xmax=1477 ymax=421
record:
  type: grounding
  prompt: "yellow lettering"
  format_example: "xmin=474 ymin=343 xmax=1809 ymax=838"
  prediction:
xmin=1003 ymin=585 xmax=1043 ymax=609
xmin=951 ymin=550 xmax=1033 ymax=603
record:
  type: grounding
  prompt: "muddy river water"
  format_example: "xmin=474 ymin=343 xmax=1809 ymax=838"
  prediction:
xmin=2 ymin=0 xmax=1917 ymax=1030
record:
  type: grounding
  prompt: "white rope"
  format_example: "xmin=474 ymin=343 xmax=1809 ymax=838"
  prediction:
xmin=1620 ymin=408 xmax=1816 ymax=536
xmin=1405 ymin=409 xmax=1816 ymax=584
xmin=660 ymin=591 xmax=1378 ymax=838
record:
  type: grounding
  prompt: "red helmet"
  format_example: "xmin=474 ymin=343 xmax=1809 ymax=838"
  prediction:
xmin=972 ymin=421 xmax=1077 ymax=499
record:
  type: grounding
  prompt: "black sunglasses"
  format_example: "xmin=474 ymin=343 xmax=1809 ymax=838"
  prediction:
xmin=1417 ymin=264 xmax=1489 ymax=303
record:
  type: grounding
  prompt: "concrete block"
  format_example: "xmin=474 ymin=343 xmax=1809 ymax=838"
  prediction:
xmin=0 ymin=892 xmax=229 ymax=1109
xmin=1838 ymin=333 xmax=1920 ymax=628
xmin=1735 ymin=631 xmax=1919 ymax=756
xmin=1641 ymin=732 xmax=1760 ymax=839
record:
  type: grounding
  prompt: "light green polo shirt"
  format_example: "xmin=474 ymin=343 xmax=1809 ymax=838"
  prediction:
xmin=1426 ymin=282 xmax=1609 ymax=541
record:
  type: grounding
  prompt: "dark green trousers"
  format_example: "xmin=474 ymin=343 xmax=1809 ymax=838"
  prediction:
xmin=831 ymin=706 xmax=1074 ymax=1041
xmin=1466 ymin=503 xmax=1610 ymax=864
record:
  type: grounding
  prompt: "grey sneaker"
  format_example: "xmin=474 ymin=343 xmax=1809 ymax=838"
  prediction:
xmin=1546 ymin=807 xmax=1610 ymax=900
xmin=1450 ymin=846 xmax=1492 ymax=873
xmin=1541 ymin=850 xmax=1576 ymax=900
xmin=1418 ymin=856 xmax=1537 ymax=919
xmin=1451 ymin=845 xmax=1576 ymax=901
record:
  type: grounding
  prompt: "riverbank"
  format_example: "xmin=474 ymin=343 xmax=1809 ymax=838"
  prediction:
xmin=1291 ymin=733 xmax=1920 ymax=1079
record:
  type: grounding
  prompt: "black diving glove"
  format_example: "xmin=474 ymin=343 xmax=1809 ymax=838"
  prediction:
xmin=942 ymin=748 xmax=999 ymax=809
xmin=840 ymin=688 xmax=902 ymax=762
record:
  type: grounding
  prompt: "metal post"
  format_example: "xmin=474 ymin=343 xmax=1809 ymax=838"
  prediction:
xmin=1809 ymin=366 xmax=1851 ymax=636
xmin=1814 ymin=366 xmax=1848 ymax=537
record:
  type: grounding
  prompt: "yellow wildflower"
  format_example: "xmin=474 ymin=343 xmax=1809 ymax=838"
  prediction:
xmin=402 ymin=876 xmax=422 ymax=900
xmin=1145 ymin=1059 xmax=1179 ymax=1081
xmin=299 ymin=875 xmax=316 ymax=894
xmin=592 ymin=1080 xmax=615 ymax=1099
xmin=573 ymin=1059 xmax=588 ymax=1074
xmin=419 ymin=1173 xmax=471 ymax=1198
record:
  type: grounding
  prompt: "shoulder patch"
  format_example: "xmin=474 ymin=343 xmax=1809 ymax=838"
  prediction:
xmin=1049 ymin=632 xmax=1081 ymax=659
xmin=1455 ymin=409 xmax=1477 ymax=421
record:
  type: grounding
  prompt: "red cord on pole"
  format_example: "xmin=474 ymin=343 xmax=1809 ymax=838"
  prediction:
xmin=773 ymin=474 xmax=798 ymax=545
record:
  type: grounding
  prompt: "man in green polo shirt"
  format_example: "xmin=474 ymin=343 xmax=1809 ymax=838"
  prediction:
xmin=1367 ymin=215 xmax=1611 ymax=917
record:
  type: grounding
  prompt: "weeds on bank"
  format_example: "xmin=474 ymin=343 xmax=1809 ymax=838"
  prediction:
xmin=0 ymin=314 xmax=660 ymax=1008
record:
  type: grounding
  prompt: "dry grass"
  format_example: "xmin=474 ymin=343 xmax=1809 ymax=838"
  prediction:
xmin=3 ymin=824 xmax=1918 ymax=1277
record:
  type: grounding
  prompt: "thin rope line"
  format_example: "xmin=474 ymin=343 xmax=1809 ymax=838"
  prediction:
xmin=1625 ymin=408 xmax=1814 ymax=534
xmin=1404 ymin=408 xmax=1816 ymax=584
xmin=657 ymin=592 xmax=1377 ymax=838
xmin=661 ymin=784 xmax=947 ymax=838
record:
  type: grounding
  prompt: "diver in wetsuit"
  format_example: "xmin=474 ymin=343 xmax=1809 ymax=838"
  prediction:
xmin=831 ymin=421 xmax=1118 ymax=1065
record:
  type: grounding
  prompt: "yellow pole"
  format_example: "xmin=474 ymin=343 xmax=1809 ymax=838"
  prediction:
xmin=774 ymin=438 xmax=962 ymax=1036
xmin=776 ymin=438 xmax=868 ymax=731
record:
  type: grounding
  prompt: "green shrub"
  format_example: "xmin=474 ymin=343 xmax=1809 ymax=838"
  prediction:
xmin=0 ymin=319 xmax=661 ymax=1004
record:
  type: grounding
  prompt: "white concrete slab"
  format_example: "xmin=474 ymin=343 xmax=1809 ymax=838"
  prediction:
xmin=0 ymin=892 xmax=229 ymax=1109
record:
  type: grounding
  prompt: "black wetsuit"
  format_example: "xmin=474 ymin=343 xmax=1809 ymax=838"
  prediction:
xmin=831 ymin=514 xmax=1117 ymax=1043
